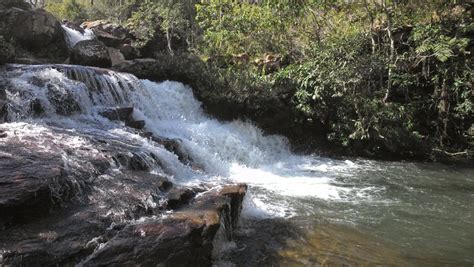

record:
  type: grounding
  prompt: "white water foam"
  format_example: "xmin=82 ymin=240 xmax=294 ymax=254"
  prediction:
xmin=62 ymin=25 xmax=95 ymax=48
xmin=131 ymin=81 xmax=370 ymax=217
xmin=3 ymin=67 xmax=373 ymax=219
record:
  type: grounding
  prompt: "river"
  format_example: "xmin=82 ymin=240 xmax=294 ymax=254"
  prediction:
xmin=3 ymin=66 xmax=474 ymax=266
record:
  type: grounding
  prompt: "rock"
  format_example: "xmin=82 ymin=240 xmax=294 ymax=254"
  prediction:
xmin=0 ymin=7 xmax=68 ymax=63
xmin=62 ymin=20 xmax=84 ymax=34
xmin=81 ymin=20 xmax=133 ymax=48
xmin=112 ymin=55 xmax=209 ymax=89
xmin=0 ymin=146 xmax=66 ymax=225
xmin=113 ymin=152 xmax=154 ymax=171
xmin=0 ymin=8 xmax=62 ymax=49
xmin=13 ymin=57 xmax=48 ymax=64
xmin=108 ymin=47 xmax=126 ymax=66
xmin=47 ymin=83 xmax=82 ymax=115
xmin=82 ymin=184 xmax=247 ymax=267
xmin=165 ymin=187 xmax=196 ymax=209
xmin=100 ymin=107 xmax=145 ymax=130
xmin=100 ymin=107 xmax=134 ymax=121
xmin=119 ymin=43 xmax=140 ymax=60
xmin=0 ymin=103 xmax=8 ymax=123
xmin=70 ymin=39 xmax=112 ymax=68
xmin=0 ymin=36 xmax=15 ymax=64
xmin=151 ymin=136 xmax=197 ymax=167
xmin=29 ymin=98 xmax=44 ymax=117
xmin=125 ymin=120 xmax=145 ymax=130
xmin=0 ymin=0 xmax=32 ymax=10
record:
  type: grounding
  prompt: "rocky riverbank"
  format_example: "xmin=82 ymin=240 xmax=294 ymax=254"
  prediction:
xmin=0 ymin=63 xmax=247 ymax=266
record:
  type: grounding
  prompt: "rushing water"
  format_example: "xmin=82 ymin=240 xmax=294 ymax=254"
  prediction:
xmin=2 ymin=65 xmax=474 ymax=266
xmin=61 ymin=24 xmax=95 ymax=48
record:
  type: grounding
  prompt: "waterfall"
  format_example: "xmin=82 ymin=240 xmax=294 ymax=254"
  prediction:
xmin=4 ymin=64 xmax=474 ymax=266
xmin=2 ymin=64 xmax=362 ymax=219
xmin=62 ymin=24 xmax=95 ymax=48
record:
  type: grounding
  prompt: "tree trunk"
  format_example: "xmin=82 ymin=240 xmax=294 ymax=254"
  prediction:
xmin=382 ymin=0 xmax=395 ymax=103
xmin=166 ymin=28 xmax=174 ymax=56
xmin=364 ymin=0 xmax=377 ymax=54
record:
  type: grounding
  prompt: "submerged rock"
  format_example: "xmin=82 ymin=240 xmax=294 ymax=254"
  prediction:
xmin=70 ymin=39 xmax=112 ymax=68
xmin=100 ymin=107 xmax=134 ymax=121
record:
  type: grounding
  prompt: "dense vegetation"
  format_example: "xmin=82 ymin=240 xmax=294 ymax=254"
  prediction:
xmin=41 ymin=0 xmax=473 ymax=160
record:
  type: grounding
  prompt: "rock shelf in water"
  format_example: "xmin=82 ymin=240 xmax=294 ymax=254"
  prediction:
xmin=0 ymin=64 xmax=247 ymax=266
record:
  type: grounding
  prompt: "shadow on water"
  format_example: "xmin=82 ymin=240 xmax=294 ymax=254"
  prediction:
xmin=219 ymin=218 xmax=305 ymax=266
xmin=219 ymin=217 xmax=472 ymax=267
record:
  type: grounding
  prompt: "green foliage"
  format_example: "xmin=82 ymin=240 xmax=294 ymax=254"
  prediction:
xmin=196 ymin=1 xmax=292 ymax=57
xmin=127 ymin=0 xmax=193 ymax=53
xmin=46 ymin=0 xmax=87 ymax=22
xmin=44 ymin=0 xmax=472 ymax=159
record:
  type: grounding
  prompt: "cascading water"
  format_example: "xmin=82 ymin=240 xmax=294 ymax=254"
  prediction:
xmin=1 ymin=64 xmax=473 ymax=265
xmin=62 ymin=24 xmax=95 ymax=48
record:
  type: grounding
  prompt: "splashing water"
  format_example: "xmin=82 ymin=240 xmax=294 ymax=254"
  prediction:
xmin=2 ymin=65 xmax=473 ymax=265
xmin=62 ymin=25 xmax=95 ymax=48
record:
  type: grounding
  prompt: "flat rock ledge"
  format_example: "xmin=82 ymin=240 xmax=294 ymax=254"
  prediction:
xmin=0 ymin=123 xmax=247 ymax=267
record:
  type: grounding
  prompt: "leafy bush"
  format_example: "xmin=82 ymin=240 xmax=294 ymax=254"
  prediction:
xmin=46 ymin=0 xmax=87 ymax=22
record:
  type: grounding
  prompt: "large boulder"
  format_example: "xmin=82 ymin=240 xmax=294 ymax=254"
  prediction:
xmin=0 ymin=8 xmax=62 ymax=49
xmin=70 ymin=39 xmax=112 ymax=68
xmin=0 ymin=0 xmax=32 ymax=10
xmin=82 ymin=20 xmax=133 ymax=48
xmin=0 ymin=7 xmax=68 ymax=63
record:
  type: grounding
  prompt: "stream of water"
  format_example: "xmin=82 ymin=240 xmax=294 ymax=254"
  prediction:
xmin=3 ymin=66 xmax=473 ymax=266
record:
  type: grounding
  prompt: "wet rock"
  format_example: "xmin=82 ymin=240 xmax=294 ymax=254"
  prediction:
xmin=99 ymin=107 xmax=146 ymax=130
xmin=152 ymin=136 xmax=194 ymax=165
xmin=165 ymin=187 xmax=196 ymax=210
xmin=47 ymin=83 xmax=81 ymax=115
xmin=82 ymin=215 xmax=216 ymax=266
xmin=29 ymin=98 xmax=44 ymax=117
xmin=99 ymin=107 xmax=133 ymax=121
xmin=157 ymin=178 xmax=173 ymax=192
xmin=113 ymin=152 xmax=152 ymax=171
xmin=125 ymin=120 xmax=145 ymax=130
xmin=0 ymin=130 xmax=6 ymax=138
xmin=0 ymin=103 xmax=8 ymax=123
xmin=62 ymin=20 xmax=84 ymax=34
xmin=82 ymin=184 xmax=247 ymax=267
xmin=70 ymin=39 xmax=112 ymax=68
xmin=0 ymin=147 xmax=66 ymax=225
